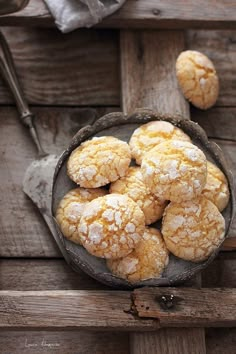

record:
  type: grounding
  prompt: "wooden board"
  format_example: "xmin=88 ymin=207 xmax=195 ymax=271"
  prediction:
xmin=1 ymin=0 xmax=236 ymax=29
xmin=120 ymin=29 xmax=205 ymax=354
xmin=1 ymin=288 xmax=236 ymax=330
xmin=0 ymin=27 xmax=119 ymax=106
xmin=1 ymin=254 xmax=235 ymax=290
xmin=0 ymin=29 xmax=235 ymax=107
xmin=0 ymin=106 xmax=115 ymax=257
xmin=0 ymin=331 xmax=129 ymax=354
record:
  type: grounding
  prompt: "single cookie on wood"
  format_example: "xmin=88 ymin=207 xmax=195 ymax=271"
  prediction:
xmin=56 ymin=187 xmax=107 ymax=244
xmin=141 ymin=140 xmax=207 ymax=203
xmin=202 ymin=161 xmax=229 ymax=212
xmin=67 ymin=136 xmax=131 ymax=188
xmin=176 ymin=50 xmax=219 ymax=109
xmin=129 ymin=120 xmax=191 ymax=165
xmin=110 ymin=166 xmax=167 ymax=225
xmin=162 ymin=196 xmax=225 ymax=262
xmin=107 ymin=227 xmax=169 ymax=283
xmin=79 ymin=194 xmax=145 ymax=259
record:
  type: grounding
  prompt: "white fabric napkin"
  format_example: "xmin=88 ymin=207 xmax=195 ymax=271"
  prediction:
xmin=44 ymin=0 xmax=126 ymax=33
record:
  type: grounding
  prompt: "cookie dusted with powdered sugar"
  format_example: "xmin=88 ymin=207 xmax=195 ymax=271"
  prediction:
xmin=129 ymin=120 xmax=191 ymax=165
xmin=176 ymin=50 xmax=219 ymax=110
xmin=141 ymin=140 xmax=207 ymax=203
xmin=56 ymin=187 xmax=107 ymax=244
xmin=67 ymin=136 xmax=131 ymax=188
xmin=78 ymin=194 xmax=145 ymax=259
xmin=202 ymin=161 xmax=229 ymax=212
xmin=110 ymin=166 xmax=167 ymax=225
xmin=107 ymin=227 xmax=169 ymax=282
xmin=162 ymin=196 xmax=225 ymax=262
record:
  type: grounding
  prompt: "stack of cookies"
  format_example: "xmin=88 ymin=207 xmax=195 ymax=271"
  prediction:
xmin=56 ymin=120 xmax=229 ymax=283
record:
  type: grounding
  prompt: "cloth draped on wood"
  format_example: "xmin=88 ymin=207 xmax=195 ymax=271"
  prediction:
xmin=44 ymin=0 xmax=126 ymax=33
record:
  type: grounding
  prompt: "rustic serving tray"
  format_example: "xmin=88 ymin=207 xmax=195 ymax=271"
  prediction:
xmin=51 ymin=109 xmax=234 ymax=289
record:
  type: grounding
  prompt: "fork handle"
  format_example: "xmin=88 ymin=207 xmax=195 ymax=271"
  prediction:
xmin=0 ymin=31 xmax=45 ymax=156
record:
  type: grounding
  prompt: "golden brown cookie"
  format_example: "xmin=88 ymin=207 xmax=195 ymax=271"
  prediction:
xmin=162 ymin=196 xmax=225 ymax=262
xmin=202 ymin=161 xmax=229 ymax=212
xmin=67 ymin=136 xmax=131 ymax=188
xmin=56 ymin=187 xmax=107 ymax=244
xmin=141 ymin=140 xmax=207 ymax=203
xmin=176 ymin=50 xmax=219 ymax=109
xmin=129 ymin=120 xmax=191 ymax=165
xmin=107 ymin=227 xmax=169 ymax=283
xmin=110 ymin=166 xmax=167 ymax=225
xmin=79 ymin=194 xmax=145 ymax=259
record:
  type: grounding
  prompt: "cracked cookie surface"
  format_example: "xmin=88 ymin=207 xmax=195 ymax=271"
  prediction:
xmin=176 ymin=50 xmax=219 ymax=109
xmin=67 ymin=136 xmax=131 ymax=188
xmin=56 ymin=187 xmax=107 ymax=244
xmin=129 ymin=120 xmax=190 ymax=165
xmin=107 ymin=227 xmax=169 ymax=282
xmin=79 ymin=194 xmax=145 ymax=259
xmin=141 ymin=140 xmax=207 ymax=203
xmin=202 ymin=161 xmax=229 ymax=212
xmin=162 ymin=196 xmax=225 ymax=262
xmin=110 ymin=166 xmax=167 ymax=225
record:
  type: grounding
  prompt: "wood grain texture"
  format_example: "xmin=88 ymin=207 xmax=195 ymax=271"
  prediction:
xmin=0 ymin=106 xmax=116 ymax=257
xmin=0 ymin=27 xmax=119 ymax=105
xmin=0 ymin=259 xmax=108 ymax=290
xmin=120 ymin=30 xmax=205 ymax=354
xmin=1 ymin=288 xmax=236 ymax=330
xmin=1 ymin=0 xmax=236 ymax=29
xmin=121 ymin=31 xmax=189 ymax=117
xmin=0 ymin=290 xmax=157 ymax=330
xmin=206 ymin=328 xmax=236 ymax=354
xmin=187 ymin=30 xmax=236 ymax=107
xmin=133 ymin=287 xmax=236 ymax=327
xmin=130 ymin=329 xmax=206 ymax=354
xmin=0 ymin=258 xmax=223 ymax=291
xmin=0 ymin=331 xmax=129 ymax=354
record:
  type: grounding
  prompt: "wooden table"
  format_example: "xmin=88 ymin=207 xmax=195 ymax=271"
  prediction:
xmin=0 ymin=1 xmax=236 ymax=353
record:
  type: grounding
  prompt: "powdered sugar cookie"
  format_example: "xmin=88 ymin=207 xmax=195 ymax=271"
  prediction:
xmin=79 ymin=194 xmax=145 ymax=259
xmin=67 ymin=136 xmax=131 ymax=188
xmin=162 ymin=196 xmax=225 ymax=262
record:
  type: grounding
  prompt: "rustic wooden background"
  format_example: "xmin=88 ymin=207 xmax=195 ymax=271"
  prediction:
xmin=0 ymin=19 xmax=235 ymax=354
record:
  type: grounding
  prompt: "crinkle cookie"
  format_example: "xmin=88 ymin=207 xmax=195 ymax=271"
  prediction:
xmin=176 ymin=50 xmax=219 ymax=110
xmin=129 ymin=120 xmax=191 ymax=165
xmin=110 ymin=166 xmax=167 ymax=225
xmin=107 ymin=227 xmax=169 ymax=283
xmin=141 ymin=140 xmax=207 ymax=203
xmin=202 ymin=161 xmax=229 ymax=212
xmin=79 ymin=194 xmax=145 ymax=259
xmin=67 ymin=136 xmax=131 ymax=188
xmin=162 ymin=196 xmax=225 ymax=262
xmin=56 ymin=187 xmax=107 ymax=244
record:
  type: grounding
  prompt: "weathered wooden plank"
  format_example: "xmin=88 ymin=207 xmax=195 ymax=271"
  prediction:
xmin=1 ymin=258 xmax=226 ymax=291
xmin=0 ymin=29 xmax=234 ymax=107
xmin=1 ymin=288 xmax=236 ymax=330
xmin=1 ymin=0 xmax=236 ymax=29
xmin=121 ymin=30 xmax=205 ymax=354
xmin=187 ymin=30 xmax=236 ymax=107
xmin=130 ymin=329 xmax=206 ymax=354
xmin=0 ymin=290 xmax=157 ymax=330
xmin=0 ymin=106 xmax=116 ymax=257
xmin=0 ymin=259 xmax=107 ymax=290
xmin=0 ymin=27 xmax=119 ymax=105
xmin=191 ymin=107 xmax=236 ymax=141
xmin=121 ymin=30 xmax=189 ymax=116
xmin=133 ymin=287 xmax=236 ymax=327
xmin=206 ymin=328 xmax=236 ymax=354
xmin=0 ymin=331 xmax=129 ymax=354
xmin=202 ymin=252 xmax=236 ymax=288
